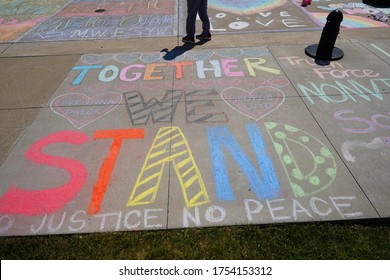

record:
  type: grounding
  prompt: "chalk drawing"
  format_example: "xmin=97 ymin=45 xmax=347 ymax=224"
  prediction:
xmin=0 ymin=131 xmax=89 ymax=216
xmin=0 ymin=0 xmax=69 ymax=41
xmin=265 ymin=122 xmax=337 ymax=197
xmin=82 ymin=54 xmax=115 ymax=65
xmin=334 ymin=109 xmax=390 ymax=134
xmin=370 ymin=44 xmax=390 ymax=58
xmin=192 ymin=80 xmax=216 ymax=89
xmin=127 ymin=127 xmax=210 ymax=208
xmin=0 ymin=215 xmax=14 ymax=234
xmin=124 ymin=89 xmax=227 ymax=125
xmin=59 ymin=1 xmax=172 ymax=17
xmin=88 ymin=129 xmax=145 ymax=214
xmin=207 ymin=124 xmax=280 ymax=201
xmin=124 ymin=90 xmax=183 ymax=125
xmin=20 ymin=0 xmax=176 ymax=42
xmin=311 ymin=12 xmax=388 ymax=28
xmin=50 ymin=89 xmax=122 ymax=129
xmin=72 ymin=53 xmax=284 ymax=85
xmin=342 ymin=137 xmax=390 ymax=162
xmin=221 ymin=86 xmax=285 ymax=120
xmin=194 ymin=0 xmax=317 ymax=35
xmin=310 ymin=0 xmax=390 ymax=29
xmin=297 ymin=78 xmax=389 ymax=105
xmin=209 ymin=0 xmax=287 ymax=15
xmin=185 ymin=90 xmax=228 ymax=123
xmin=29 ymin=208 xmax=166 ymax=234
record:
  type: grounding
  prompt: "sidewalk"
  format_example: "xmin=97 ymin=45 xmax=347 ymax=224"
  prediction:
xmin=0 ymin=0 xmax=389 ymax=236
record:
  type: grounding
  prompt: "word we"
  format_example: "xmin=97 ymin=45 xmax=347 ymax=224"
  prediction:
xmin=124 ymin=89 xmax=228 ymax=125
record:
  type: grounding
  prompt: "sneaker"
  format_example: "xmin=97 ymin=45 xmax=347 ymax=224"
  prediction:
xmin=196 ymin=33 xmax=212 ymax=41
xmin=182 ymin=36 xmax=195 ymax=44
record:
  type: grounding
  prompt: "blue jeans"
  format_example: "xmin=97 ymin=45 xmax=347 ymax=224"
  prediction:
xmin=186 ymin=0 xmax=210 ymax=37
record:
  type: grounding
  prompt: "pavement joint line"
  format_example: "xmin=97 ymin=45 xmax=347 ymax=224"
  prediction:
xmin=289 ymin=76 xmax=383 ymax=220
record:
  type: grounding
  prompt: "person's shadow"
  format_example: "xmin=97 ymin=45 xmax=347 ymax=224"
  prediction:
xmin=161 ymin=40 xmax=208 ymax=61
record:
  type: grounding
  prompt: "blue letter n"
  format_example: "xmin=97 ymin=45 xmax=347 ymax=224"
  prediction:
xmin=207 ymin=124 xmax=280 ymax=201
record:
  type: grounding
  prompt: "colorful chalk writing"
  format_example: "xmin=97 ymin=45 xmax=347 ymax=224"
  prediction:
xmin=19 ymin=0 xmax=176 ymax=42
xmin=209 ymin=0 xmax=287 ymax=15
xmin=3 ymin=44 xmax=386 ymax=236
xmin=0 ymin=131 xmax=89 ymax=216
xmin=207 ymin=124 xmax=280 ymax=201
xmin=71 ymin=56 xmax=282 ymax=85
xmin=124 ymin=89 xmax=228 ymax=125
xmin=0 ymin=0 xmax=69 ymax=41
xmin=334 ymin=110 xmax=390 ymax=134
xmin=194 ymin=0 xmax=318 ymax=35
xmin=309 ymin=1 xmax=389 ymax=29
xmin=265 ymin=122 xmax=337 ymax=197
xmin=334 ymin=109 xmax=390 ymax=162
xmin=277 ymin=54 xmax=390 ymax=106
xmin=296 ymin=79 xmax=389 ymax=105
xmin=2 ymin=1 xmax=388 ymax=43
xmin=51 ymin=89 xmax=122 ymax=129
xmin=88 ymin=129 xmax=145 ymax=215
xmin=124 ymin=90 xmax=182 ymax=125
xmin=221 ymin=86 xmax=285 ymax=120
xmin=127 ymin=127 xmax=209 ymax=208
xmin=185 ymin=90 xmax=229 ymax=123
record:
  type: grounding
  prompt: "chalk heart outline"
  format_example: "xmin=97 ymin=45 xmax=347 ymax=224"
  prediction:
xmin=50 ymin=92 xmax=122 ymax=129
xmin=81 ymin=54 xmax=114 ymax=64
xmin=221 ymin=86 xmax=285 ymax=120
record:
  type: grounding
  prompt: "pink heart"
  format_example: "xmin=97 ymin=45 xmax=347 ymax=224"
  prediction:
xmin=51 ymin=92 xmax=122 ymax=129
xmin=142 ymin=81 xmax=165 ymax=89
xmin=192 ymin=80 xmax=215 ymax=88
xmin=88 ymin=84 xmax=110 ymax=93
xmin=266 ymin=77 xmax=290 ymax=88
xmin=174 ymin=80 xmax=189 ymax=89
xmin=247 ymin=78 xmax=266 ymax=87
xmin=218 ymin=79 xmax=241 ymax=87
xmin=115 ymin=83 xmax=137 ymax=92
xmin=65 ymin=86 xmax=85 ymax=93
xmin=221 ymin=86 xmax=285 ymax=120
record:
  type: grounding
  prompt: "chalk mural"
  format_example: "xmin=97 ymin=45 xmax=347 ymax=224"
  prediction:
xmin=0 ymin=46 xmax=381 ymax=236
xmin=2 ymin=1 xmax=388 ymax=43
xmin=303 ymin=0 xmax=390 ymax=29
xmin=0 ymin=0 xmax=69 ymax=41
xmin=19 ymin=0 xmax=177 ymax=42
xmin=179 ymin=0 xmax=320 ymax=35
xmin=273 ymin=41 xmax=390 ymax=217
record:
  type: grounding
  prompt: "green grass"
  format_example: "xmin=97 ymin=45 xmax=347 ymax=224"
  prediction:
xmin=1 ymin=220 xmax=390 ymax=259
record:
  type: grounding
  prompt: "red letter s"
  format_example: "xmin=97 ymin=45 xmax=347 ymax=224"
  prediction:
xmin=0 ymin=131 xmax=89 ymax=216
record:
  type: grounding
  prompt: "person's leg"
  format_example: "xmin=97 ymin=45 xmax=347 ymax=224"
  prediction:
xmin=197 ymin=0 xmax=210 ymax=35
xmin=186 ymin=0 xmax=201 ymax=38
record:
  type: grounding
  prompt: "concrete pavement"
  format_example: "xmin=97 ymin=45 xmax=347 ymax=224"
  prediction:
xmin=0 ymin=0 xmax=389 ymax=236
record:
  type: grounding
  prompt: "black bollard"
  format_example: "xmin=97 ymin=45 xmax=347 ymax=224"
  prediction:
xmin=305 ymin=10 xmax=344 ymax=65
